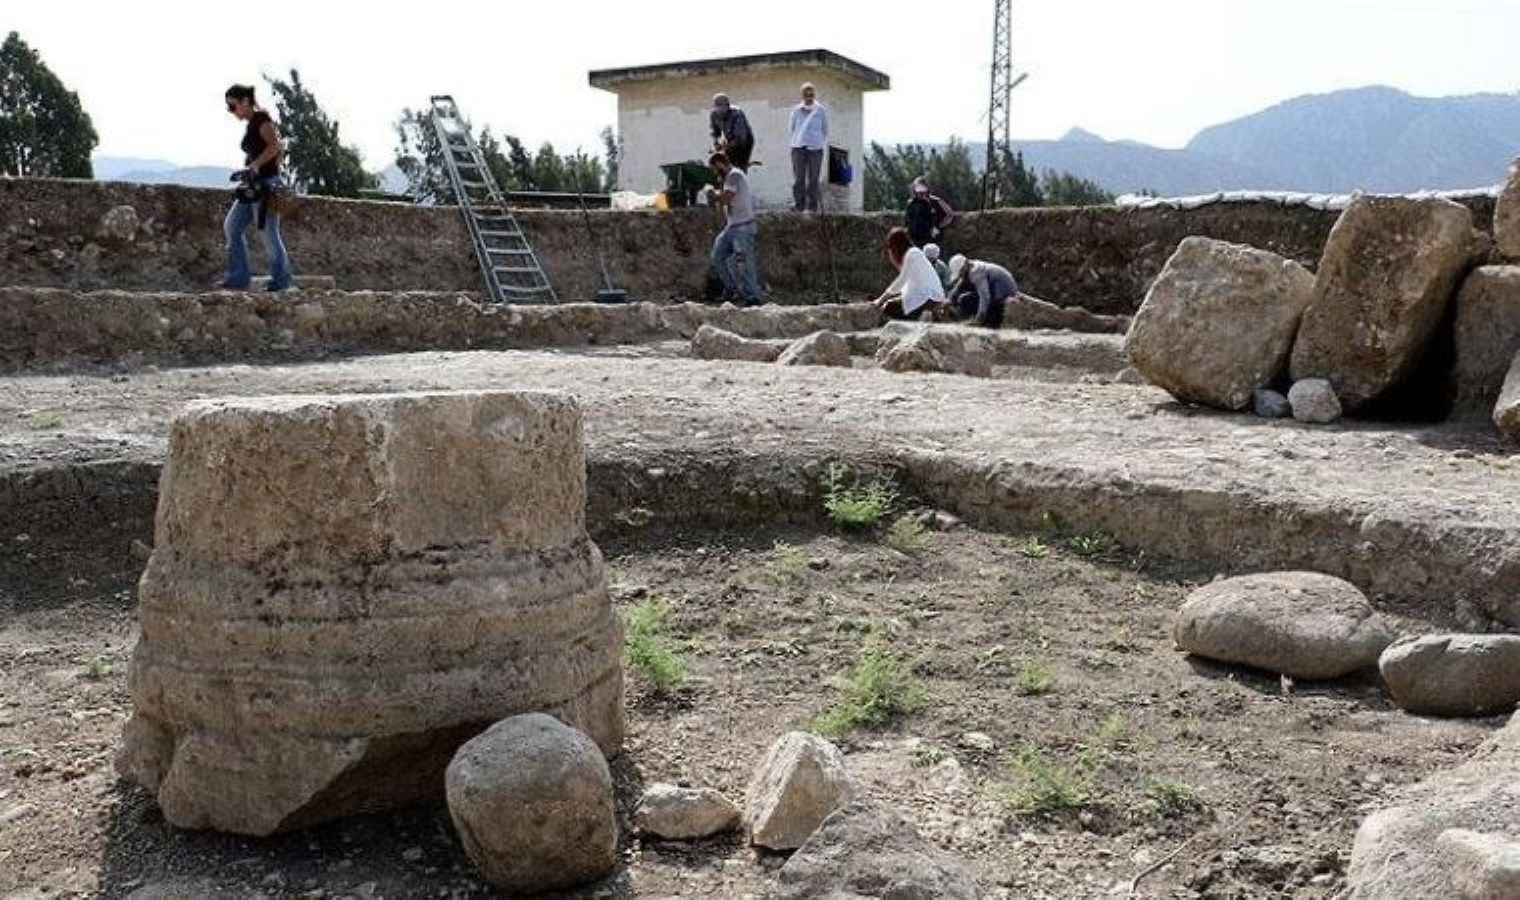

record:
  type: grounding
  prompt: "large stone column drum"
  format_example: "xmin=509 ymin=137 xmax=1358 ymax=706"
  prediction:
xmin=116 ymin=391 xmax=624 ymax=835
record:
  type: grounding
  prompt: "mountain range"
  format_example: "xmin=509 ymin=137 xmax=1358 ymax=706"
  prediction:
xmin=94 ymin=86 xmax=1520 ymax=198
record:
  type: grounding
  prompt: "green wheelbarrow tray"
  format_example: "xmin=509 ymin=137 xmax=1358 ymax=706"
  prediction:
xmin=660 ymin=160 xmax=719 ymax=208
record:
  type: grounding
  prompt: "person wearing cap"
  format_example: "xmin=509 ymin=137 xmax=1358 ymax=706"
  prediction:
xmin=709 ymin=93 xmax=755 ymax=171
xmin=873 ymin=227 xmax=949 ymax=320
xmin=904 ymin=176 xmax=955 ymax=247
xmin=788 ymin=83 xmax=829 ymax=212
xmin=947 ymin=254 xmax=1018 ymax=329
xmin=923 ymin=243 xmax=951 ymax=290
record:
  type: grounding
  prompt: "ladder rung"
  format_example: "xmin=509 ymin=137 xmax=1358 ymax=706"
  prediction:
xmin=486 ymin=246 xmax=533 ymax=255
xmin=478 ymin=229 xmax=523 ymax=239
xmin=493 ymin=265 xmax=547 ymax=276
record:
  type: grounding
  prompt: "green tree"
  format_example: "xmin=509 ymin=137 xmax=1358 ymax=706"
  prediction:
xmin=265 ymin=69 xmax=376 ymax=197
xmin=393 ymin=107 xmax=451 ymax=203
xmin=924 ymin=137 xmax=981 ymax=212
xmin=0 ymin=31 xmax=97 ymax=178
xmin=1040 ymin=169 xmax=1116 ymax=206
xmin=993 ymin=147 xmax=1044 ymax=208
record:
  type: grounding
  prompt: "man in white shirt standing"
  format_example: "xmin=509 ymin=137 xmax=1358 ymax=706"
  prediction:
xmin=788 ymin=82 xmax=829 ymax=213
xmin=707 ymin=151 xmax=762 ymax=306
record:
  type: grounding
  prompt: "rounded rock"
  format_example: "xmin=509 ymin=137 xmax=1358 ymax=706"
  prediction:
xmin=1379 ymin=634 xmax=1520 ymax=717
xmin=635 ymin=783 xmax=741 ymax=841
xmin=1288 ymin=379 xmax=1343 ymax=424
xmin=446 ymin=714 xmax=617 ymax=893
xmin=1175 ymin=571 xmax=1397 ymax=679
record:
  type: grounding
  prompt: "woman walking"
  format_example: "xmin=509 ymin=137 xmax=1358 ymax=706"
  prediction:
xmin=222 ymin=84 xmax=293 ymax=291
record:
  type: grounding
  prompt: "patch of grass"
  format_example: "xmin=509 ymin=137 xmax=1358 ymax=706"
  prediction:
xmin=623 ymin=600 xmax=687 ymax=695
xmin=813 ymin=643 xmax=926 ymax=738
xmin=910 ymin=742 xmax=951 ymax=768
xmin=1004 ymin=744 xmax=1096 ymax=816
xmin=1143 ymin=778 xmax=1204 ymax=819
xmin=27 ymin=409 xmax=65 ymax=431
xmin=1095 ymin=712 xmax=1129 ymax=748
xmin=883 ymin=515 xmax=930 ymax=555
xmin=77 ymin=655 xmax=112 ymax=681
xmin=769 ymin=541 xmax=810 ymax=586
xmin=1014 ymin=661 xmax=1055 ymax=696
xmin=1019 ymin=535 xmax=1050 ymax=559
xmin=1066 ymin=531 xmax=1116 ymax=558
xmin=822 ymin=464 xmax=897 ymax=531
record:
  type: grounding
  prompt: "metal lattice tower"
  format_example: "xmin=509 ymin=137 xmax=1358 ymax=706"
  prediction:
xmin=981 ymin=0 xmax=1013 ymax=210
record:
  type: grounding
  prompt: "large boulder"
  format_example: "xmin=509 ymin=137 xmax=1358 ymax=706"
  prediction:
xmin=743 ymin=731 xmax=855 ymax=851
xmin=774 ymin=801 xmax=980 ymax=900
xmin=690 ymin=324 xmax=788 ymax=363
xmin=1289 ymin=195 xmax=1477 ymax=411
xmin=876 ymin=324 xmax=994 ymax=378
xmin=1497 ymin=158 xmax=1520 ymax=262
xmin=115 ymin=392 xmax=625 ymax=835
xmin=634 ymin=783 xmax=741 ymax=841
xmin=1379 ymin=634 xmax=1520 ymax=717
xmin=1126 ymin=237 xmax=1316 ymax=410
xmin=1174 ymin=572 xmax=1397 ymax=680
xmin=777 ymin=330 xmax=852 ymax=368
xmin=1494 ymin=351 xmax=1520 ymax=441
xmin=445 ymin=714 xmax=617 ymax=894
xmin=1349 ymin=713 xmax=1520 ymax=898
xmin=1452 ymin=267 xmax=1520 ymax=416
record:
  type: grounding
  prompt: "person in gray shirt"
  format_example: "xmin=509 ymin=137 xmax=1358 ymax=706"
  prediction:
xmin=947 ymin=254 xmax=1018 ymax=329
xmin=707 ymin=151 xmax=761 ymax=306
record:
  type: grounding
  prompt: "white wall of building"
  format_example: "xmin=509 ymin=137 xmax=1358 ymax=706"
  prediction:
xmin=609 ymin=67 xmax=869 ymax=213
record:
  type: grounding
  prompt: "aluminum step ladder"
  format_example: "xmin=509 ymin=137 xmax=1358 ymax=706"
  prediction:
xmin=429 ymin=95 xmax=556 ymax=304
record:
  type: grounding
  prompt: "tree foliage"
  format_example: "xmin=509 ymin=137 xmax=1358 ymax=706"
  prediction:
xmin=395 ymin=109 xmax=612 ymax=201
xmin=265 ymin=69 xmax=376 ymax=197
xmin=0 ymin=31 xmax=97 ymax=178
xmin=864 ymin=138 xmax=1114 ymax=211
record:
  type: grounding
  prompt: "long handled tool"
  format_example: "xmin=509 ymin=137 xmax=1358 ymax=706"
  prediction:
xmin=574 ymin=179 xmax=627 ymax=303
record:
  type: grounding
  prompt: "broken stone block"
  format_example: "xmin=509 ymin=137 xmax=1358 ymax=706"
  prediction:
xmin=1495 ymin=351 xmax=1520 ymax=441
xmin=1437 ymin=829 xmax=1520 ymax=900
xmin=1289 ymin=379 xmax=1342 ymax=424
xmin=1379 ymin=634 xmax=1520 ymax=717
xmin=446 ymin=714 xmax=617 ymax=894
xmin=775 ymin=801 xmax=981 ymax=900
xmin=1497 ymin=158 xmax=1520 ymax=262
xmin=635 ymin=783 xmax=742 ymax=841
xmin=744 ymin=731 xmax=855 ymax=851
xmin=1349 ymin=713 xmax=1520 ymax=898
xmin=777 ymin=330 xmax=852 ymax=367
xmin=690 ymin=324 xmax=788 ymax=362
xmin=1174 ymin=572 xmax=1397 ymax=680
xmin=1126 ymin=237 xmax=1316 ymax=411
xmin=115 ymin=391 xmax=625 ymax=835
xmin=875 ymin=324 xmax=994 ymax=378
xmin=1453 ymin=267 xmax=1520 ymax=416
xmin=1289 ymin=195 xmax=1477 ymax=411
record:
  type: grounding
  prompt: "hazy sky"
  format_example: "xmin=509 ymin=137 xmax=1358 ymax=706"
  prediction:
xmin=8 ymin=0 xmax=1520 ymax=170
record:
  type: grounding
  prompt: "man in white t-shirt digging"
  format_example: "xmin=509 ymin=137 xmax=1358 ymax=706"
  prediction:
xmin=707 ymin=151 xmax=762 ymax=306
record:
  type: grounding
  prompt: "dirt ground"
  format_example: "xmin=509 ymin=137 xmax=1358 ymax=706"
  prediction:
xmin=1 ymin=516 xmax=1498 ymax=900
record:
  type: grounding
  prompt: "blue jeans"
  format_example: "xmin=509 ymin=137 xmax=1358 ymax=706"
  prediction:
xmin=712 ymin=222 xmax=760 ymax=305
xmin=224 ymin=177 xmax=292 ymax=289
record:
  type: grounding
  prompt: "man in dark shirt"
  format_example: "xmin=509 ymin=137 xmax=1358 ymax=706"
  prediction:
xmin=709 ymin=94 xmax=755 ymax=171
xmin=904 ymin=176 xmax=954 ymax=247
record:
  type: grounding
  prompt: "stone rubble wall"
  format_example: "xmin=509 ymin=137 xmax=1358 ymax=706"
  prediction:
xmin=4 ymin=177 xmax=1493 ymax=314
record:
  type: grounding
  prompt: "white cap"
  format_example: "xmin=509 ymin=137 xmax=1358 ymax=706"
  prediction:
xmin=923 ymin=243 xmax=941 ymax=261
xmin=948 ymin=254 xmax=967 ymax=281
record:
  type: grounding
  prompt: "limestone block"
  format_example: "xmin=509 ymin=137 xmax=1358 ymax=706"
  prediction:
xmin=876 ymin=324 xmax=994 ymax=378
xmin=1290 ymin=195 xmax=1476 ymax=410
xmin=777 ymin=330 xmax=852 ymax=367
xmin=744 ymin=732 xmax=854 ymax=850
xmin=690 ymin=324 xmax=787 ymax=362
xmin=1289 ymin=379 xmax=1343 ymax=424
xmin=1497 ymin=158 xmax=1520 ymax=261
xmin=635 ymin=783 xmax=742 ymax=841
xmin=1453 ymin=267 xmax=1520 ymax=415
xmin=116 ymin=391 xmax=624 ymax=835
xmin=775 ymin=801 xmax=981 ymax=899
xmin=1126 ymin=237 xmax=1316 ymax=410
